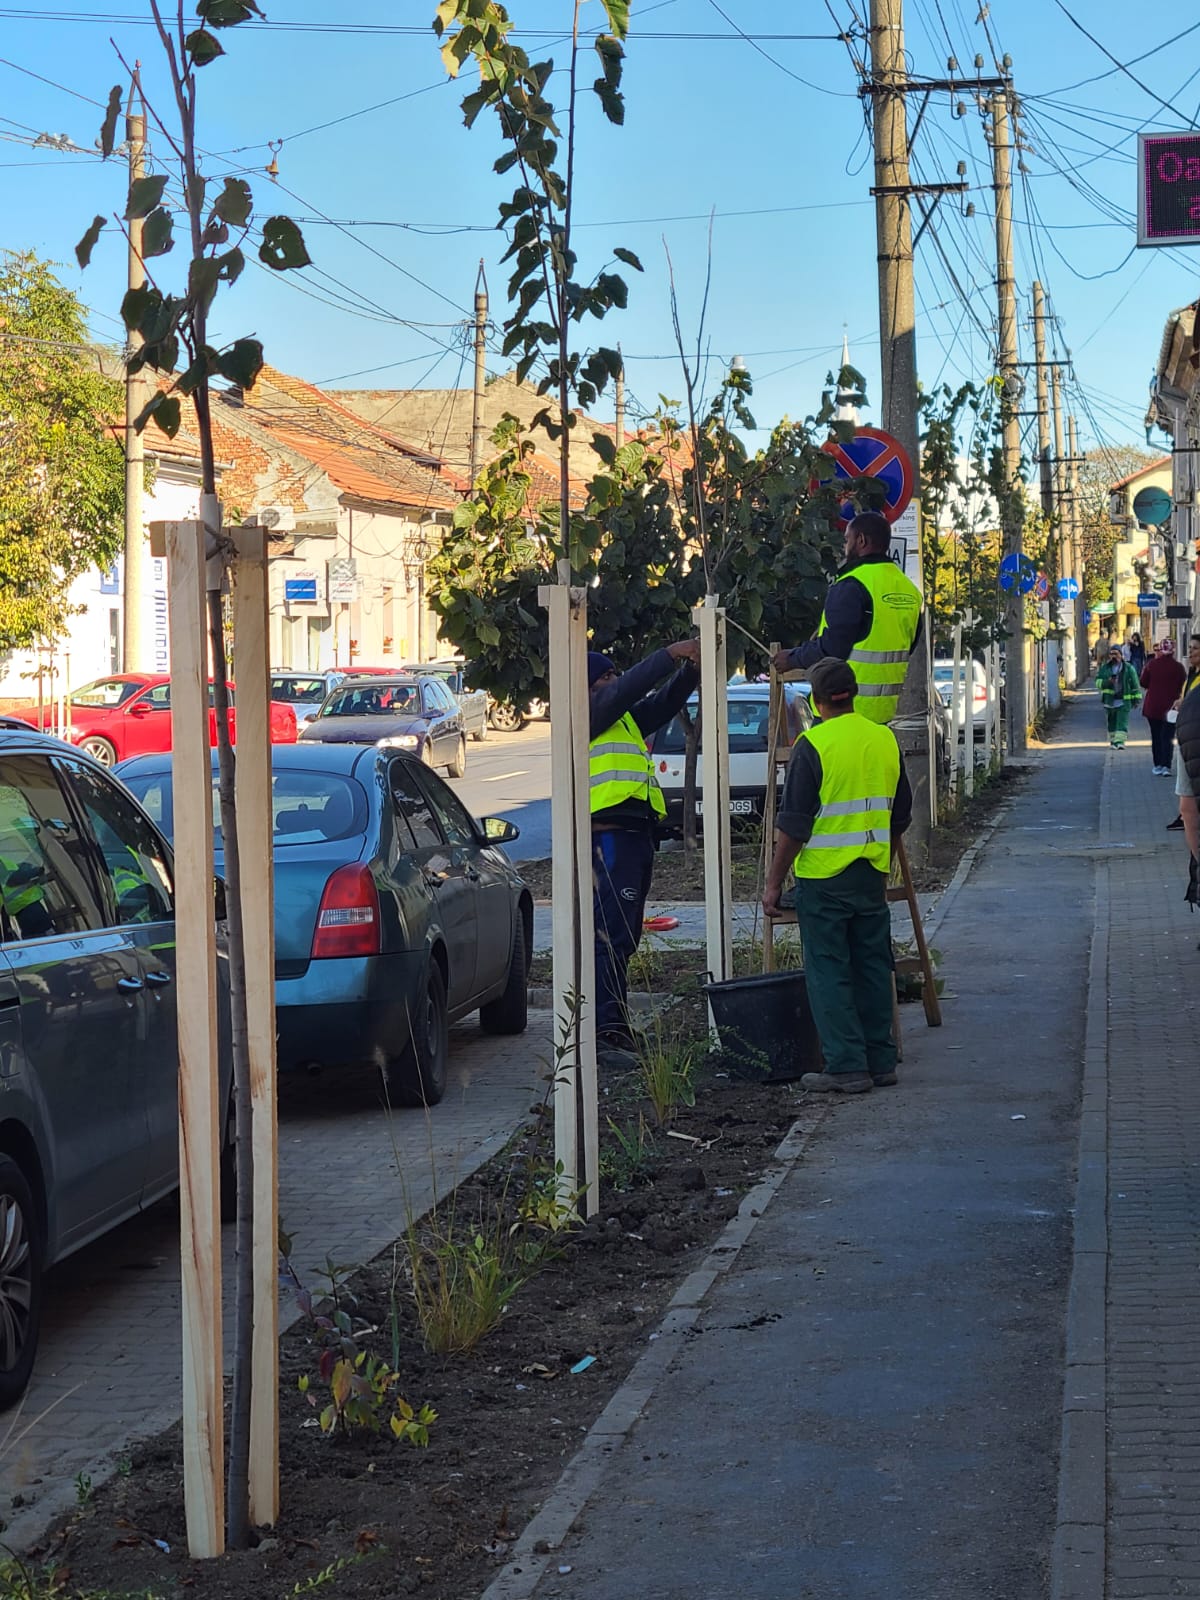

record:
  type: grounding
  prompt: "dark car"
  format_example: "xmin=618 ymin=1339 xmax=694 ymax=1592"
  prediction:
xmin=115 ymin=744 xmax=532 ymax=1108
xmin=0 ymin=726 xmax=231 ymax=1407
xmin=300 ymin=675 xmax=467 ymax=778
xmin=403 ymin=661 xmax=489 ymax=743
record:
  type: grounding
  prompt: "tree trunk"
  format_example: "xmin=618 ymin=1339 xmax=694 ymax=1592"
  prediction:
xmin=680 ymin=703 xmax=700 ymax=855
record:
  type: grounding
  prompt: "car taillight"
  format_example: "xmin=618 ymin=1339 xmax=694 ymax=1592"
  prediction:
xmin=311 ymin=865 xmax=380 ymax=959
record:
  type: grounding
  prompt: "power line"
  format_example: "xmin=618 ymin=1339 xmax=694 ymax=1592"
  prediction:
xmin=1049 ymin=0 xmax=1199 ymax=129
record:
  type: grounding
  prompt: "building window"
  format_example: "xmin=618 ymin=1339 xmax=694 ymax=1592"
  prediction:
xmin=108 ymin=609 xmax=121 ymax=674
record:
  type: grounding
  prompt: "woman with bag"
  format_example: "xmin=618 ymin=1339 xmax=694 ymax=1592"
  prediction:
xmin=1097 ymin=645 xmax=1142 ymax=749
xmin=1140 ymin=639 xmax=1186 ymax=774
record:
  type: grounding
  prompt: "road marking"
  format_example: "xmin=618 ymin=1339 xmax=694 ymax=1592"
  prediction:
xmin=481 ymin=769 xmax=528 ymax=782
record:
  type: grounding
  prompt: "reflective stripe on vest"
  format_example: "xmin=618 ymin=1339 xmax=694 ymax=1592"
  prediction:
xmin=590 ymin=712 xmax=667 ymax=818
xmin=792 ymin=713 xmax=900 ymax=879
xmin=818 ymin=560 xmax=922 ymax=725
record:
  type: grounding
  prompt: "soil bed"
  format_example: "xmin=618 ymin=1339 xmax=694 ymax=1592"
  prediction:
xmin=34 ymin=1058 xmax=811 ymax=1600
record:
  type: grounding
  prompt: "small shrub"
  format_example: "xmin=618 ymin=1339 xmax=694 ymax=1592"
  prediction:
xmin=639 ymin=1029 xmax=698 ymax=1126
xmin=599 ymin=1114 xmax=657 ymax=1189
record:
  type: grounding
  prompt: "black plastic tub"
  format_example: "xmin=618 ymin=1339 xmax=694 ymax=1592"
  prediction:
xmin=701 ymin=967 xmax=822 ymax=1083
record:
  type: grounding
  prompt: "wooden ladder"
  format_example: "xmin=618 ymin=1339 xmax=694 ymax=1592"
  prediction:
xmin=761 ymin=652 xmax=942 ymax=1042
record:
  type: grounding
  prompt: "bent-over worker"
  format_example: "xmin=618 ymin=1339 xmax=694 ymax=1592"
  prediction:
xmin=762 ymin=656 xmax=912 ymax=1094
xmin=589 ymin=641 xmax=699 ymax=1064
xmin=772 ymin=509 xmax=922 ymax=724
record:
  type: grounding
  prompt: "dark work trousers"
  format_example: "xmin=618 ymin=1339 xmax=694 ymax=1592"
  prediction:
xmin=592 ymin=826 xmax=656 ymax=1040
xmin=794 ymin=858 xmax=897 ymax=1078
xmin=1149 ymin=716 xmax=1176 ymax=770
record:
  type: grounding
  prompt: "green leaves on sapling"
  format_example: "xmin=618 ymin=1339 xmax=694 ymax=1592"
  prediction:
xmin=75 ymin=216 xmax=105 ymax=269
xmin=142 ymin=206 xmax=174 ymax=258
xmin=185 ymin=27 xmax=225 ymax=66
xmin=216 ymin=337 xmax=265 ymax=389
xmin=196 ymin=0 xmax=263 ymax=27
xmin=212 ymin=176 xmax=252 ymax=229
xmin=98 ymin=85 xmax=122 ymax=158
xmin=258 ymin=215 xmax=311 ymax=271
xmin=125 ymin=173 xmax=168 ymax=220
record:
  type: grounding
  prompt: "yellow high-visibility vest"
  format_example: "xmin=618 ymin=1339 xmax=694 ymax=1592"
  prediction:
xmin=792 ymin=712 xmax=899 ymax=879
xmin=818 ymin=560 xmax=922 ymax=724
xmin=589 ymin=712 xmax=666 ymax=819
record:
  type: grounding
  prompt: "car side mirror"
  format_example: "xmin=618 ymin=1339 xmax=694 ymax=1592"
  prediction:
xmin=480 ymin=816 xmax=519 ymax=845
xmin=128 ymin=702 xmax=151 ymax=717
xmin=214 ymin=874 xmax=228 ymax=922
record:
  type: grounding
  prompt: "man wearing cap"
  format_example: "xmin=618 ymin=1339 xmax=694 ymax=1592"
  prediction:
xmin=762 ymin=657 xmax=912 ymax=1094
xmin=771 ymin=509 xmax=923 ymax=725
xmin=589 ymin=640 xmax=700 ymax=1062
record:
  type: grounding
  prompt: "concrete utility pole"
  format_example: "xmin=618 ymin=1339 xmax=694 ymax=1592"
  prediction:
xmin=990 ymin=87 xmax=1027 ymax=752
xmin=868 ymin=0 xmax=932 ymax=855
xmin=122 ymin=70 xmax=151 ymax=672
xmin=469 ymin=261 xmax=488 ymax=486
xmin=1068 ymin=413 xmax=1087 ymax=680
xmin=1050 ymin=364 xmax=1077 ymax=683
xmin=1032 ymin=282 xmax=1053 ymax=520
xmin=614 ymin=349 xmax=625 ymax=449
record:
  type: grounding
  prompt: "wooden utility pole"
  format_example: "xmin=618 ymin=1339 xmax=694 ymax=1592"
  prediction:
xmin=614 ymin=350 xmax=625 ymax=448
xmin=469 ymin=261 xmax=488 ymax=485
xmin=868 ymin=0 xmax=932 ymax=855
xmin=123 ymin=71 xmax=150 ymax=672
xmin=990 ymin=87 xmax=1027 ymax=752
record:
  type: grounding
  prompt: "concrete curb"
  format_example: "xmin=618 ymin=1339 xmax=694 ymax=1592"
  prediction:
xmin=1049 ymin=747 xmax=1111 ymax=1600
xmin=476 ymin=1108 xmax=829 ymax=1600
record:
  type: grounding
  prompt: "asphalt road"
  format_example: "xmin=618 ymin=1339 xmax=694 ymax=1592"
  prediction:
xmin=449 ymin=718 xmax=552 ymax=861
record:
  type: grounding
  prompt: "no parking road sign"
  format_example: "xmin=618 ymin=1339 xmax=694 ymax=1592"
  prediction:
xmin=820 ymin=426 xmax=915 ymax=528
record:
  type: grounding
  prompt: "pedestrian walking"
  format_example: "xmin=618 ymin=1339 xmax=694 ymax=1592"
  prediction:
xmin=1174 ymin=663 xmax=1200 ymax=905
xmin=1128 ymin=632 xmax=1147 ymax=674
xmin=1140 ymin=639 xmax=1186 ymax=775
xmin=1167 ymin=635 xmax=1200 ymax=833
xmin=762 ymin=657 xmax=913 ymax=1095
xmin=772 ymin=510 xmax=922 ymax=725
xmin=589 ymin=640 xmax=699 ymax=1065
xmin=1097 ymin=646 xmax=1141 ymax=749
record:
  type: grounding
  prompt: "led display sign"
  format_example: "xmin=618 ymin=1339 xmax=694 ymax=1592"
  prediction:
xmin=1139 ymin=132 xmax=1200 ymax=247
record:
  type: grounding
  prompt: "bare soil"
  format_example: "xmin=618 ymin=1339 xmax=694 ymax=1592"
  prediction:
xmin=32 ymin=1060 xmax=812 ymax=1600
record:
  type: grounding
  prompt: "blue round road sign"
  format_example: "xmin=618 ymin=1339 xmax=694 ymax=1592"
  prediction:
xmin=819 ymin=427 xmax=915 ymax=528
xmin=998 ymin=552 xmax=1037 ymax=594
xmin=1057 ymin=576 xmax=1081 ymax=600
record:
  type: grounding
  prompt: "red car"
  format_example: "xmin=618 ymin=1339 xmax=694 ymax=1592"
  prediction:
xmin=6 ymin=673 xmax=298 ymax=766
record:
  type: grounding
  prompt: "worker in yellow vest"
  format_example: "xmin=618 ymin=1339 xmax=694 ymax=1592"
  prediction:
xmin=762 ymin=657 xmax=912 ymax=1093
xmin=772 ymin=510 xmax=922 ymax=724
xmin=589 ymin=641 xmax=699 ymax=1065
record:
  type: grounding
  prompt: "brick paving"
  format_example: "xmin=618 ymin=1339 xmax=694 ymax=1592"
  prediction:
xmin=0 ymin=1014 xmax=551 ymax=1548
xmin=1094 ymin=705 xmax=1200 ymax=1598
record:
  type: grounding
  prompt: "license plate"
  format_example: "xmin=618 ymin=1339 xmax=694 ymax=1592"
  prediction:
xmin=695 ymin=797 xmax=755 ymax=816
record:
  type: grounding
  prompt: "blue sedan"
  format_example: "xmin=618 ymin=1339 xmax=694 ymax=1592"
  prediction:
xmin=115 ymin=743 xmax=533 ymax=1107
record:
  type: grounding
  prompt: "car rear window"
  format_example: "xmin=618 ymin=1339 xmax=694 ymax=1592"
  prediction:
xmin=70 ymin=678 xmax=143 ymax=708
xmin=122 ymin=769 xmax=368 ymax=847
xmin=270 ymin=677 xmax=328 ymax=703
xmin=653 ymin=698 xmax=773 ymax=754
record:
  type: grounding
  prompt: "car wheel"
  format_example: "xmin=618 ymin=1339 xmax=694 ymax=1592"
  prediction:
xmin=385 ymin=964 xmax=449 ymax=1108
xmin=488 ymin=703 xmax=524 ymax=733
xmin=472 ymin=717 xmax=488 ymax=743
xmin=448 ymin=736 xmax=467 ymax=779
xmin=0 ymin=1156 xmax=43 ymax=1411
xmin=79 ymin=736 xmax=117 ymax=766
xmin=421 ymin=740 xmax=435 ymax=767
xmin=479 ymin=916 xmax=529 ymax=1036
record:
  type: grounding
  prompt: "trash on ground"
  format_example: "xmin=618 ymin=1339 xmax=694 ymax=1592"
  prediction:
xmin=570 ymin=1355 xmax=597 ymax=1374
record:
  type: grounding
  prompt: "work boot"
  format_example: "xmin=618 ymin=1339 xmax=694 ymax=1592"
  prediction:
xmin=1168 ymin=816 xmax=1185 ymax=831
xmin=871 ymin=1071 xmax=899 ymax=1087
xmin=801 ymin=1071 xmax=872 ymax=1094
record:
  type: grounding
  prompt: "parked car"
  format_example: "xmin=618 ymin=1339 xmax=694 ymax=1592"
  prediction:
xmin=116 ymin=744 xmax=532 ymax=1106
xmin=933 ymin=658 xmax=990 ymax=740
xmin=299 ymin=675 xmax=467 ymax=777
xmin=650 ymin=683 xmax=814 ymax=824
xmin=269 ymin=671 xmax=346 ymax=729
xmin=404 ymin=660 xmax=489 ymax=742
xmin=487 ymin=695 xmax=547 ymax=734
xmin=5 ymin=674 xmax=298 ymax=767
xmin=0 ymin=725 xmax=231 ymax=1407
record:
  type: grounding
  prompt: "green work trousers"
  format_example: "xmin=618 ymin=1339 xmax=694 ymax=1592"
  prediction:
xmin=1105 ymin=704 xmax=1130 ymax=746
xmin=794 ymin=858 xmax=897 ymax=1078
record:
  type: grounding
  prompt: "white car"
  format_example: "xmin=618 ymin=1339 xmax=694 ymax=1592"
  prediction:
xmin=649 ymin=683 xmax=814 ymax=825
xmin=933 ymin=659 xmax=990 ymax=740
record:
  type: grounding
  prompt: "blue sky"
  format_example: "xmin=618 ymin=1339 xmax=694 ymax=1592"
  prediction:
xmin=2 ymin=0 xmax=1197 ymax=467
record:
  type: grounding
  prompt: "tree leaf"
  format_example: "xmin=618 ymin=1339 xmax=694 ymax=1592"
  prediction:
xmin=125 ymin=174 xmax=168 ymax=221
xmin=599 ymin=0 xmax=630 ymax=38
xmin=196 ymin=0 xmax=261 ymax=28
xmin=75 ymin=216 xmax=105 ymax=269
xmin=176 ymin=349 xmax=217 ymax=395
xmin=141 ymin=206 xmax=174 ymax=259
xmin=185 ymin=27 xmax=225 ymax=65
xmin=134 ymin=392 xmax=181 ymax=438
xmin=212 ymin=176 xmax=252 ymax=228
xmin=613 ymin=247 xmax=642 ymax=271
xmin=216 ymin=337 xmax=264 ymax=389
xmin=98 ymin=85 xmax=122 ymax=159
xmin=592 ymin=77 xmax=625 ymax=124
xmin=258 ymin=215 xmax=311 ymax=271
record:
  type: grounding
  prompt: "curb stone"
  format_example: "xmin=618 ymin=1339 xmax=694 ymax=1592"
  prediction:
xmin=475 ymin=1109 xmax=830 ymax=1600
xmin=1050 ymin=747 xmax=1111 ymax=1600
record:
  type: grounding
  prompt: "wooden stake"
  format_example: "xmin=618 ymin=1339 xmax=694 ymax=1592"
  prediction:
xmin=231 ymin=526 xmax=279 ymax=1529
xmin=167 ymin=518 xmax=225 ymax=1558
xmin=694 ymin=598 xmax=732 ymax=1011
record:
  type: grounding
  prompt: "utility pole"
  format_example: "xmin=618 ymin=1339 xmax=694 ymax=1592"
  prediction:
xmin=468 ymin=261 xmax=488 ymax=486
xmin=122 ymin=67 xmax=150 ymax=672
xmin=614 ymin=348 xmax=625 ymax=449
xmin=1050 ymin=363 xmax=1077 ymax=684
xmin=1068 ymin=413 xmax=1086 ymax=681
xmin=990 ymin=87 xmax=1027 ymax=752
xmin=868 ymin=0 xmax=932 ymax=856
xmin=1032 ymin=282 xmax=1053 ymax=520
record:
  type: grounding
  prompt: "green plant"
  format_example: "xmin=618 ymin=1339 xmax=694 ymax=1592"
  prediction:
xmin=291 ymin=1551 xmax=372 ymax=1595
xmin=639 ymin=1029 xmax=699 ymax=1126
xmin=73 ymin=1471 xmax=92 ymax=1506
xmin=599 ymin=1114 xmax=657 ymax=1190
xmin=892 ymin=943 xmax=945 ymax=1002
